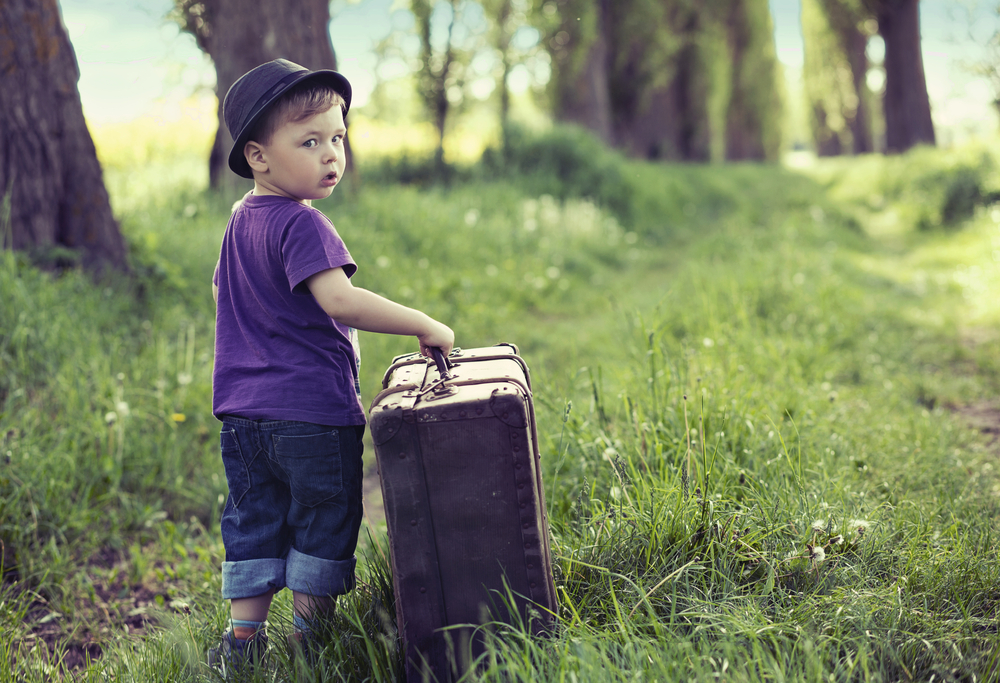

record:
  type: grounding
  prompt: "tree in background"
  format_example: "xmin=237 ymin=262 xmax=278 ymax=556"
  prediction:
xmin=535 ymin=0 xmax=614 ymax=144
xmin=412 ymin=0 xmax=465 ymax=167
xmin=0 ymin=0 xmax=129 ymax=271
xmin=869 ymin=0 xmax=934 ymax=152
xmin=803 ymin=0 xmax=932 ymax=154
xmin=172 ymin=0 xmax=350 ymax=191
xmin=723 ymin=0 xmax=783 ymax=160
xmin=483 ymin=0 xmax=536 ymax=148
xmin=537 ymin=0 xmax=781 ymax=161
xmin=604 ymin=0 xmax=709 ymax=160
xmin=802 ymin=0 xmax=876 ymax=155
xmin=487 ymin=0 xmax=516 ymax=140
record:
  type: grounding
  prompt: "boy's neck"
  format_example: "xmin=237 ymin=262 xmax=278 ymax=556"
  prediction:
xmin=252 ymin=182 xmax=311 ymax=206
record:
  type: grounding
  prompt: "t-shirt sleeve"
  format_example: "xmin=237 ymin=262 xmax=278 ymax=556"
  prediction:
xmin=282 ymin=208 xmax=357 ymax=292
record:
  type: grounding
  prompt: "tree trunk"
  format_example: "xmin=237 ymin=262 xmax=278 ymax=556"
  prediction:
xmin=817 ymin=0 xmax=875 ymax=153
xmin=842 ymin=26 xmax=874 ymax=153
xmin=0 ymin=0 xmax=128 ymax=271
xmin=547 ymin=0 xmax=614 ymax=144
xmin=175 ymin=0 xmax=351 ymax=192
xmin=496 ymin=0 xmax=513 ymax=150
xmin=724 ymin=0 xmax=782 ymax=161
xmin=611 ymin=20 xmax=710 ymax=162
xmin=877 ymin=0 xmax=934 ymax=152
xmin=412 ymin=0 xmax=460 ymax=169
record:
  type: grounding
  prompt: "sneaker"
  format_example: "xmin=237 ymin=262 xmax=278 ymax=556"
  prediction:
xmin=207 ymin=628 xmax=269 ymax=678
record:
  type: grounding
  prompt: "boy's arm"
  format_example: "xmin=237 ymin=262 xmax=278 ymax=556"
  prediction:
xmin=306 ymin=267 xmax=454 ymax=357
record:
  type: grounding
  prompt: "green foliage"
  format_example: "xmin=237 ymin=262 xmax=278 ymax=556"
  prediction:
xmin=4 ymin=137 xmax=1000 ymax=679
xmin=813 ymin=142 xmax=1000 ymax=230
xmin=723 ymin=0 xmax=785 ymax=161
xmin=481 ymin=123 xmax=635 ymax=222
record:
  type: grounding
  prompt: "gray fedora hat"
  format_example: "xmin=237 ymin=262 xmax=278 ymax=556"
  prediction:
xmin=223 ymin=58 xmax=352 ymax=179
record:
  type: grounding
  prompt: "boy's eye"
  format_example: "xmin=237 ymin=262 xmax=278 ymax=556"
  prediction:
xmin=332 ymin=135 xmax=343 ymax=144
xmin=303 ymin=139 xmax=317 ymax=148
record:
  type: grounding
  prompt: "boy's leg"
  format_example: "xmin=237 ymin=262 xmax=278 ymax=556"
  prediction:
xmin=292 ymin=590 xmax=335 ymax=639
xmin=267 ymin=424 xmax=365 ymax=643
xmin=230 ymin=588 xmax=275 ymax=639
xmin=271 ymin=423 xmax=364 ymax=602
xmin=212 ymin=417 xmax=292 ymax=671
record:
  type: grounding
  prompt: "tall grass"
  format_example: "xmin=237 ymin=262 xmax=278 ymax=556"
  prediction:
xmin=2 ymin=125 xmax=1000 ymax=680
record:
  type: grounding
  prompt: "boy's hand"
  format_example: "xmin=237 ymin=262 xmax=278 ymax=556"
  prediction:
xmin=418 ymin=321 xmax=454 ymax=360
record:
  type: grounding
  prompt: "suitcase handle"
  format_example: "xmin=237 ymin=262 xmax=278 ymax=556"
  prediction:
xmin=429 ymin=347 xmax=453 ymax=379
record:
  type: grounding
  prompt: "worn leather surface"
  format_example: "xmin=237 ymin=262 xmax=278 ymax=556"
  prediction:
xmin=370 ymin=345 xmax=557 ymax=682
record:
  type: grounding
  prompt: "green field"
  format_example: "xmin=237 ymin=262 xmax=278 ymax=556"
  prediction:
xmin=2 ymin=128 xmax=1000 ymax=681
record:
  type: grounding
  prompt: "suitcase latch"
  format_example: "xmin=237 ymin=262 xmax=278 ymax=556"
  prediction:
xmin=420 ymin=375 xmax=458 ymax=401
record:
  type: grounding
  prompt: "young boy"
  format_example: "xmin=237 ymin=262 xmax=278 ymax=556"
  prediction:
xmin=208 ymin=58 xmax=454 ymax=674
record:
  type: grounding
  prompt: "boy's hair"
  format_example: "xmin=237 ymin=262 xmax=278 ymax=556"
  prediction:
xmin=248 ymin=82 xmax=346 ymax=146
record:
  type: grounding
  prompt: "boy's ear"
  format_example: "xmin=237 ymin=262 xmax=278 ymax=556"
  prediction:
xmin=244 ymin=141 xmax=267 ymax=173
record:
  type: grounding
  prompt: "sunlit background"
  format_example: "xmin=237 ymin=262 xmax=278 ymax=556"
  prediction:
xmin=61 ymin=0 xmax=1000 ymax=155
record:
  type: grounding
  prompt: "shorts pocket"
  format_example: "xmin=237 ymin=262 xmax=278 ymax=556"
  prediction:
xmin=220 ymin=429 xmax=251 ymax=508
xmin=273 ymin=430 xmax=343 ymax=507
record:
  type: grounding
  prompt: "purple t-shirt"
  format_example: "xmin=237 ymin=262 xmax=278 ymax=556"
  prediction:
xmin=213 ymin=193 xmax=366 ymax=426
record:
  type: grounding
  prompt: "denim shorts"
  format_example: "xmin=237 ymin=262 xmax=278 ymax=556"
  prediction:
xmin=218 ymin=416 xmax=365 ymax=600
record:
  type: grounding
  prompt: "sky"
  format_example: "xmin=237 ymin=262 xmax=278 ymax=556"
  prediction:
xmin=60 ymin=0 xmax=1000 ymax=143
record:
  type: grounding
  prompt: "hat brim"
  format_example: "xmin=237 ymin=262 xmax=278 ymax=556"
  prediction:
xmin=228 ymin=70 xmax=352 ymax=180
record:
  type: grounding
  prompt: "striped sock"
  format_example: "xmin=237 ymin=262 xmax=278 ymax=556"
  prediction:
xmin=230 ymin=618 xmax=265 ymax=640
xmin=292 ymin=613 xmax=316 ymax=636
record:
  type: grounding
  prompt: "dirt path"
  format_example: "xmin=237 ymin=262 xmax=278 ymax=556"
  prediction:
xmin=959 ymin=401 xmax=1000 ymax=448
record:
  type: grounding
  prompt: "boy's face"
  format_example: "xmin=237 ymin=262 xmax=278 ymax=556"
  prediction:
xmin=245 ymin=105 xmax=347 ymax=203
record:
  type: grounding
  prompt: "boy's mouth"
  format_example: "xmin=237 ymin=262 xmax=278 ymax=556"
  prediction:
xmin=321 ymin=172 xmax=338 ymax=187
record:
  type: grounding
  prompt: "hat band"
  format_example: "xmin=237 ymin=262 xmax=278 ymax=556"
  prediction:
xmin=241 ymin=69 xmax=309 ymax=135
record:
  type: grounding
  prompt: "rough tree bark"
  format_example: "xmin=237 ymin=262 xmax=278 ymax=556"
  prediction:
xmin=875 ymin=0 xmax=935 ymax=152
xmin=0 ymin=0 xmax=129 ymax=271
xmin=174 ymin=0 xmax=351 ymax=192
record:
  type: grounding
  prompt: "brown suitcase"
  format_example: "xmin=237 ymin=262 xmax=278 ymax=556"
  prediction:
xmin=369 ymin=343 xmax=558 ymax=682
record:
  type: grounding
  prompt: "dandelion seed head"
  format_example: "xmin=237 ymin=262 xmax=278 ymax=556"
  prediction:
xmin=811 ymin=519 xmax=826 ymax=531
xmin=830 ymin=535 xmax=844 ymax=545
xmin=105 ymin=411 xmax=117 ymax=425
xmin=177 ymin=372 xmax=192 ymax=386
xmin=809 ymin=545 xmax=826 ymax=563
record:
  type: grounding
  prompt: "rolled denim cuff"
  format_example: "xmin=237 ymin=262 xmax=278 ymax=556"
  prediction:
xmin=286 ymin=547 xmax=356 ymax=597
xmin=221 ymin=558 xmax=286 ymax=599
